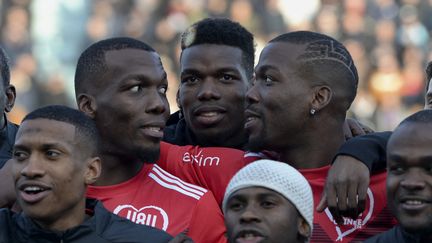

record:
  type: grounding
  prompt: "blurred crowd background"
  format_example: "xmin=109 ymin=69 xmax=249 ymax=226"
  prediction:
xmin=1 ymin=0 xmax=431 ymax=131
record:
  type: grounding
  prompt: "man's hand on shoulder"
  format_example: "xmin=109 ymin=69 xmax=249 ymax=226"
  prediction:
xmin=343 ymin=118 xmax=374 ymax=140
xmin=316 ymin=155 xmax=370 ymax=224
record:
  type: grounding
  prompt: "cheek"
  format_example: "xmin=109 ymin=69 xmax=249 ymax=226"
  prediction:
xmin=224 ymin=212 xmax=239 ymax=232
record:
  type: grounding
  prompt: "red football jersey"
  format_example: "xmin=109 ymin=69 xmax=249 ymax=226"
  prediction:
xmin=301 ymin=166 xmax=394 ymax=243
xmin=157 ymin=143 xmax=394 ymax=242
xmin=158 ymin=142 xmax=261 ymax=206
xmin=86 ymin=163 xmax=226 ymax=243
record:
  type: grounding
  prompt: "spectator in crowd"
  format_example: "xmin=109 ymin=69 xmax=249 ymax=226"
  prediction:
xmin=0 ymin=46 xmax=18 ymax=169
xmin=223 ymin=159 xmax=314 ymax=243
xmin=164 ymin=17 xmax=254 ymax=149
xmin=365 ymin=109 xmax=432 ymax=243
xmin=75 ymin=37 xmax=225 ymax=243
xmin=244 ymin=31 xmax=392 ymax=242
xmin=0 ymin=105 xmax=172 ymax=242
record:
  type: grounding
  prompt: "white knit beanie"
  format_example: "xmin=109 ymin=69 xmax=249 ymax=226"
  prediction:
xmin=222 ymin=159 xmax=314 ymax=230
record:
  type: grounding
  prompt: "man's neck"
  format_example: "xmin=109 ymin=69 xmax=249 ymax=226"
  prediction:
xmin=33 ymin=199 xmax=86 ymax=232
xmin=279 ymin=124 xmax=345 ymax=170
xmin=93 ymin=153 xmax=144 ymax=186
xmin=194 ymin=130 xmax=247 ymax=150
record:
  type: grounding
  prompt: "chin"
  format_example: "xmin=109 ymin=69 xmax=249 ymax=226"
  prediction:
xmin=246 ymin=137 xmax=266 ymax=152
xmin=137 ymin=147 xmax=160 ymax=163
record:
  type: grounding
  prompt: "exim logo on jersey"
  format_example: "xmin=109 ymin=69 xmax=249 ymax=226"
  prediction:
xmin=113 ymin=204 xmax=169 ymax=231
xmin=182 ymin=149 xmax=220 ymax=166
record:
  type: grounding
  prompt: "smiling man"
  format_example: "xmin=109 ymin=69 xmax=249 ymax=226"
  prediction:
xmin=164 ymin=18 xmax=254 ymax=149
xmin=0 ymin=105 xmax=172 ymax=242
xmin=223 ymin=159 xmax=314 ymax=243
xmin=365 ymin=110 xmax=432 ymax=243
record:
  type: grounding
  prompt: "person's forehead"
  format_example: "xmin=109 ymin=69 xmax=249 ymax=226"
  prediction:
xmin=16 ymin=119 xmax=76 ymax=145
xmin=388 ymin=123 xmax=432 ymax=157
xmin=257 ymin=42 xmax=304 ymax=70
xmin=181 ymin=44 xmax=244 ymax=68
xmin=231 ymin=186 xmax=287 ymax=200
xmin=104 ymin=48 xmax=162 ymax=70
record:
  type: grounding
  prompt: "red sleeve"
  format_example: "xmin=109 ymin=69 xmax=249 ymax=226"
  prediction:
xmin=157 ymin=143 xmax=251 ymax=206
xmin=187 ymin=190 xmax=227 ymax=243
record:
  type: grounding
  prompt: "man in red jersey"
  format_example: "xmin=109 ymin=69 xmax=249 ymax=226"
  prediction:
xmin=74 ymin=37 xmax=225 ymax=243
xmin=241 ymin=31 xmax=393 ymax=242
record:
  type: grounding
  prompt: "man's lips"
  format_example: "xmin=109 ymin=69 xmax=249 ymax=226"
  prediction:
xmin=193 ymin=106 xmax=226 ymax=126
xmin=235 ymin=229 xmax=265 ymax=243
xmin=17 ymin=181 xmax=52 ymax=204
xmin=140 ymin=122 xmax=165 ymax=139
xmin=398 ymin=196 xmax=431 ymax=212
xmin=244 ymin=109 xmax=260 ymax=129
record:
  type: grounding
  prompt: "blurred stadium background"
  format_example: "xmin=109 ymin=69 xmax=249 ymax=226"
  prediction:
xmin=1 ymin=0 xmax=431 ymax=131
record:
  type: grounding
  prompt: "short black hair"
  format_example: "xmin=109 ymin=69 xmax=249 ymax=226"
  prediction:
xmin=0 ymin=46 xmax=10 ymax=87
xmin=425 ymin=61 xmax=432 ymax=91
xmin=180 ymin=18 xmax=255 ymax=80
xmin=75 ymin=37 xmax=156 ymax=95
xmin=270 ymin=31 xmax=358 ymax=116
xmin=398 ymin=109 xmax=432 ymax=127
xmin=23 ymin=105 xmax=99 ymax=156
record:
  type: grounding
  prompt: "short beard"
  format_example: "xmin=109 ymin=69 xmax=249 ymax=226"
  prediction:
xmin=246 ymin=130 xmax=267 ymax=152
xmin=136 ymin=147 xmax=160 ymax=163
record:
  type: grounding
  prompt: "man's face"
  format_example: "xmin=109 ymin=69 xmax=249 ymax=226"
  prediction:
xmin=11 ymin=119 xmax=88 ymax=227
xmin=245 ymin=42 xmax=312 ymax=152
xmin=225 ymin=187 xmax=306 ymax=243
xmin=91 ymin=49 xmax=169 ymax=162
xmin=387 ymin=123 xmax=432 ymax=233
xmin=179 ymin=44 xmax=249 ymax=146
xmin=424 ymin=78 xmax=432 ymax=109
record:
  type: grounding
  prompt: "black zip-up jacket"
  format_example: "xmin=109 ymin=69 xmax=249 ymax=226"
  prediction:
xmin=0 ymin=118 xmax=18 ymax=169
xmin=0 ymin=199 xmax=173 ymax=243
xmin=333 ymin=131 xmax=392 ymax=172
xmin=365 ymin=225 xmax=432 ymax=243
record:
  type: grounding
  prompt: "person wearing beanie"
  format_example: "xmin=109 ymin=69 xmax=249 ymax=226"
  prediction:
xmin=223 ymin=159 xmax=314 ymax=243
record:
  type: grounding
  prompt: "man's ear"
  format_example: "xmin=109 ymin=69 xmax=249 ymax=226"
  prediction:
xmin=4 ymin=85 xmax=16 ymax=113
xmin=297 ymin=216 xmax=311 ymax=240
xmin=84 ymin=157 xmax=101 ymax=185
xmin=77 ymin=94 xmax=97 ymax=119
xmin=310 ymin=85 xmax=332 ymax=113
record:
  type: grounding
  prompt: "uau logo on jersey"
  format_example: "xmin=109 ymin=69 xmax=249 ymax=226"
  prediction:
xmin=113 ymin=205 xmax=169 ymax=231
xmin=324 ymin=188 xmax=375 ymax=241
xmin=182 ymin=149 xmax=220 ymax=166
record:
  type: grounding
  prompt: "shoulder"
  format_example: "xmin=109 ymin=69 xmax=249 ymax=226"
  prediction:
xmin=364 ymin=226 xmax=404 ymax=243
xmin=95 ymin=201 xmax=173 ymax=242
xmin=148 ymin=164 xmax=208 ymax=201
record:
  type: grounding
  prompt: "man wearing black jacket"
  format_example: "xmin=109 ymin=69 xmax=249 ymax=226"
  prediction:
xmin=0 ymin=105 xmax=172 ymax=243
xmin=365 ymin=110 xmax=432 ymax=243
xmin=0 ymin=46 xmax=18 ymax=169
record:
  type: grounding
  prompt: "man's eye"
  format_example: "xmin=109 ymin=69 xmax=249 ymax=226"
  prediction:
xmin=13 ymin=151 xmax=28 ymax=160
xmin=389 ymin=165 xmax=405 ymax=174
xmin=46 ymin=150 xmax=61 ymax=158
xmin=158 ymin=86 xmax=167 ymax=94
xmin=264 ymin=75 xmax=275 ymax=85
xmin=261 ymin=201 xmax=276 ymax=209
xmin=228 ymin=201 xmax=244 ymax=211
xmin=182 ymin=76 xmax=199 ymax=84
xmin=129 ymin=85 xmax=142 ymax=92
xmin=220 ymin=74 xmax=234 ymax=81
